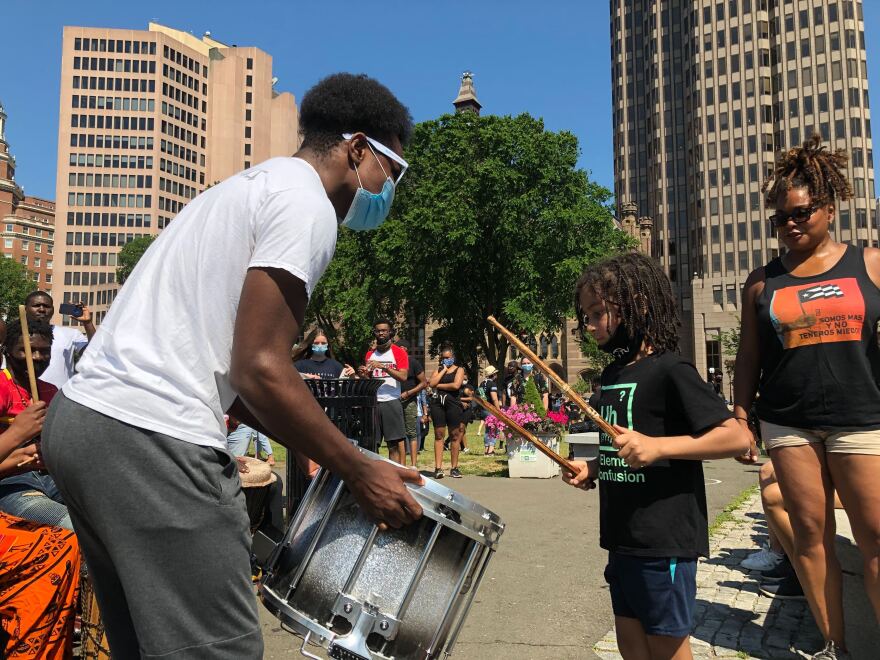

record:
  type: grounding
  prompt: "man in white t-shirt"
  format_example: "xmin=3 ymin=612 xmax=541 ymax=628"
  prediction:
xmin=23 ymin=291 xmax=95 ymax=388
xmin=41 ymin=73 xmax=422 ymax=660
xmin=363 ymin=319 xmax=409 ymax=464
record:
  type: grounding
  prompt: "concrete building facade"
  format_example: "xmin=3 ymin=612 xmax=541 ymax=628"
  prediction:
xmin=611 ymin=0 xmax=876 ymax=383
xmin=0 ymin=101 xmax=56 ymax=293
xmin=53 ymin=23 xmax=299 ymax=326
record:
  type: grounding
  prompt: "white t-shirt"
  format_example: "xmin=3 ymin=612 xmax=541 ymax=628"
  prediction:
xmin=365 ymin=345 xmax=409 ymax=402
xmin=41 ymin=326 xmax=89 ymax=389
xmin=63 ymin=158 xmax=338 ymax=449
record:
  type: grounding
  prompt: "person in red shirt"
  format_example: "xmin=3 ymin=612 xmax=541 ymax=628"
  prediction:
xmin=0 ymin=317 xmax=80 ymax=660
xmin=0 ymin=319 xmax=70 ymax=529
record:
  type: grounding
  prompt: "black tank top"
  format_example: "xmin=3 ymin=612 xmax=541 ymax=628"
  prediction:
xmin=437 ymin=368 xmax=460 ymax=399
xmin=756 ymin=244 xmax=880 ymax=429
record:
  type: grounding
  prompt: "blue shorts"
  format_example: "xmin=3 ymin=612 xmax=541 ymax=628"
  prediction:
xmin=604 ymin=551 xmax=697 ymax=638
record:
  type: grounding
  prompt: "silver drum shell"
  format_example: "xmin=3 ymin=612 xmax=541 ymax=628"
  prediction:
xmin=260 ymin=449 xmax=504 ymax=660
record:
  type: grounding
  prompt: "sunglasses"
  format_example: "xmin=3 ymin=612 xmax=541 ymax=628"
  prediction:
xmin=342 ymin=133 xmax=409 ymax=186
xmin=769 ymin=204 xmax=820 ymax=228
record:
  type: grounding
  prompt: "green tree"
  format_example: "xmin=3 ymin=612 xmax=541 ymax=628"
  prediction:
xmin=0 ymin=258 xmax=37 ymax=321
xmin=306 ymin=231 xmax=404 ymax=366
xmin=378 ymin=112 xmax=630 ymax=375
xmin=116 ymin=235 xmax=158 ymax=285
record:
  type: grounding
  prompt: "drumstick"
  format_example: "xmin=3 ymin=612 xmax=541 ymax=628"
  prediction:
xmin=16 ymin=455 xmax=38 ymax=468
xmin=472 ymin=397 xmax=584 ymax=477
xmin=487 ymin=316 xmax=618 ymax=439
xmin=17 ymin=306 xmax=39 ymax=402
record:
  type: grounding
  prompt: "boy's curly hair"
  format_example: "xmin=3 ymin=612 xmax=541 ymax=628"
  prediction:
xmin=574 ymin=252 xmax=680 ymax=354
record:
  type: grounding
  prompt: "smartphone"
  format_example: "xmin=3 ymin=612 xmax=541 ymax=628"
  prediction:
xmin=59 ymin=303 xmax=83 ymax=318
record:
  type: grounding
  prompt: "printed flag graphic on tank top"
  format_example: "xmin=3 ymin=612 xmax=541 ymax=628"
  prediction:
xmin=768 ymin=277 xmax=865 ymax=349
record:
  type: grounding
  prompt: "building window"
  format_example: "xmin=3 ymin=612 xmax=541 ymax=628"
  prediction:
xmin=246 ymin=57 xmax=253 ymax=69
xmin=712 ymin=286 xmax=723 ymax=307
xmin=3 ymin=239 xmax=12 ymax=249
xmin=246 ymin=75 xmax=253 ymax=87
xmin=245 ymin=92 xmax=253 ymax=104
xmin=706 ymin=339 xmax=721 ymax=373
xmin=726 ymin=285 xmax=738 ymax=308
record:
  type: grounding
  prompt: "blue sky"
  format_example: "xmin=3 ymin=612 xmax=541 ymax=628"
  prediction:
xmin=2 ymin=0 xmax=880 ymax=201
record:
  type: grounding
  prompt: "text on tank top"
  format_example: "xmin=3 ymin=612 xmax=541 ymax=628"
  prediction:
xmin=755 ymin=244 xmax=880 ymax=429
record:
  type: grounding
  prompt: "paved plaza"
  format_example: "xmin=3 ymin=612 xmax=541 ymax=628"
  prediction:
xmin=260 ymin=459 xmax=761 ymax=659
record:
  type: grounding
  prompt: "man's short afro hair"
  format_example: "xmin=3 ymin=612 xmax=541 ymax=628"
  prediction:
xmin=4 ymin=318 xmax=53 ymax=352
xmin=299 ymin=73 xmax=413 ymax=155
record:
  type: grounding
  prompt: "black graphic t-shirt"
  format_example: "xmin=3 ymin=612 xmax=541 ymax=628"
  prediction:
xmin=596 ymin=352 xmax=731 ymax=558
xmin=295 ymin=357 xmax=345 ymax=379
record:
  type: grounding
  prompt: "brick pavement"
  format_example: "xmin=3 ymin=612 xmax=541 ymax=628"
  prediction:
xmin=592 ymin=492 xmax=825 ymax=659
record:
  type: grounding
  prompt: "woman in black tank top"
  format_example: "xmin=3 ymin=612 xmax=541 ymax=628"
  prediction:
xmin=427 ymin=346 xmax=465 ymax=479
xmin=734 ymin=136 xmax=880 ymax=657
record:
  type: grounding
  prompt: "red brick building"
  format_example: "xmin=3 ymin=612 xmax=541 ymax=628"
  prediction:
xmin=0 ymin=101 xmax=56 ymax=292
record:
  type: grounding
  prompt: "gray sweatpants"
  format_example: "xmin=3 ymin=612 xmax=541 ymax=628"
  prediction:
xmin=42 ymin=392 xmax=263 ymax=659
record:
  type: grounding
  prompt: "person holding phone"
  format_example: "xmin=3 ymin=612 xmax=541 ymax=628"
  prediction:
xmin=23 ymin=291 xmax=95 ymax=389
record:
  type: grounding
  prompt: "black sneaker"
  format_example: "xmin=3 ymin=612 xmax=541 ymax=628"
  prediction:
xmin=811 ymin=641 xmax=849 ymax=659
xmin=760 ymin=555 xmax=796 ymax=582
xmin=759 ymin=574 xmax=806 ymax=600
xmin=434 ymin=468 xmax=444 ymax=479
xmin=450 ymin=468 xmax=462 ymax=478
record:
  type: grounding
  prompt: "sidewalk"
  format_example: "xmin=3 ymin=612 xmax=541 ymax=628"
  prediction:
xmin=593 ymin=492 xmax=877 ymax=659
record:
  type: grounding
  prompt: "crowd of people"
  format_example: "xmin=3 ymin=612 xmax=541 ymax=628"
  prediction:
xmin=0 ymin=68 xmax=876 ymax=660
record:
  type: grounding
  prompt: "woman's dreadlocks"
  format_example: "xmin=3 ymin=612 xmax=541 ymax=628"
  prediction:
xmin=574 ymin=252 xmax=680 ymax=355
xmin=762 ymin=134 xmax=853 ymax=207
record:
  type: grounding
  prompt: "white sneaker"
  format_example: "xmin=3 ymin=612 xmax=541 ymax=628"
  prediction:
xmin=740 ymin=543 xmax=785 ymax=572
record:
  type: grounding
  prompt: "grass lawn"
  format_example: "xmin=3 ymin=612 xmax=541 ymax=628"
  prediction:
xmin=265 ymin=425 xmax=570 ymax=478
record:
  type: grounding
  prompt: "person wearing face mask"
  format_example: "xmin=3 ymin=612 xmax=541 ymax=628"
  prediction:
xmin=563 ymin=252 xmax=749 ymax=660
xmin=294 ymin=329 xmax=353 ymax=379
xmin=0 ymin=319 xmax=72 ymax=530
xmin=363 ymin=319 xmax=410 ymax=466
xmin=428 ymin=346 xmax=466 ymax=479
xmin=509 ymin=357 xmax=550 ymax=410
xmin=40 ymin=73 xmax=424 ymax=659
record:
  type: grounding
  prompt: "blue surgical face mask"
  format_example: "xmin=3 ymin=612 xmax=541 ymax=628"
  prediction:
xmin=522 ymin=363 xmax=534 ymax=374
xmin=312 ymin=344 xmax=328 ymax=354
xmin=341 ymin=146 xmax=395 ymax=232
xmin=442 ymin=357 xmax=455 ymax=367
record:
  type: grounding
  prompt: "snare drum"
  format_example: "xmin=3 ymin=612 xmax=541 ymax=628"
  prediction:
xmin=260 ymin=449 xmax=504 ymax=660
xmin=80 ymin=570 xmax=111 ymax=659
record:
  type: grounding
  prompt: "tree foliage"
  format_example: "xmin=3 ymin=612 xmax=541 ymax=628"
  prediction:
xmin=0 ymin=258 xmax=36 ymax=321
xmin=116 ymin=235 xmax=158 ymax=285
xmin=308 ymin=112 xmax=629 ymax=373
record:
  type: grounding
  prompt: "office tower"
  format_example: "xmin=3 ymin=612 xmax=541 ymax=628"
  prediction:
xmin=0 ymin=101 xmax=56 ymax=293
xmin=54 ymin=23 xmax=299 ymax=325
xmin=611 ymin=0 xmax=875 ymax=377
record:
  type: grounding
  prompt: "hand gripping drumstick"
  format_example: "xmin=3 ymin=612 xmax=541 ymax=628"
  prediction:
xmin=471 ymin=396 xmax=583 ymax=476
xmin=15 ymin=306 xmax=41 ymax=469
xmin=487 ymin=316 xmax=619 ymax=440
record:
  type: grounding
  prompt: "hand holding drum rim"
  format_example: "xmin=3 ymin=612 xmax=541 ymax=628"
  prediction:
xmin=345 ymin=458 xmax=424 ymax=529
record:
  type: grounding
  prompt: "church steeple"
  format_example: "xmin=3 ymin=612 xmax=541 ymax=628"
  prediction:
xmin=0 ymin=100 xmax=7 ymax=145
xmin=453 ymin=71 xmax=482 ymax=115
xmin=0 ymin=100 xmax=22 ymax=202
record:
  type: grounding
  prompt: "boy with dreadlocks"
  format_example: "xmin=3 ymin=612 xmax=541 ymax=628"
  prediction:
xmin=564 ymin=252 xmax=749 ymax=660
xmin=733 ymin=135 xmax=880 ymax=660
